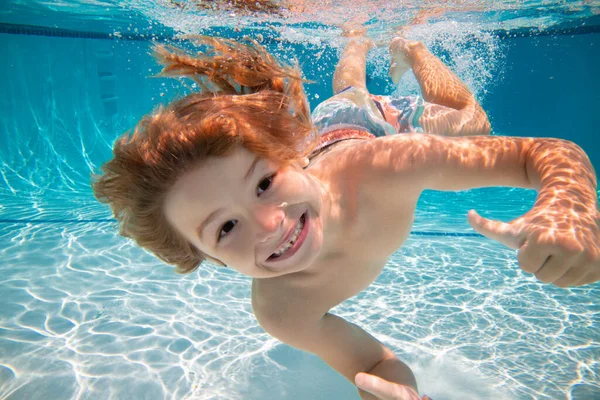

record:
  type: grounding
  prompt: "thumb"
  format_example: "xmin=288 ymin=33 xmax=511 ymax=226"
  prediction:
xmin=467 ymin=209 xmax=521 ymax=249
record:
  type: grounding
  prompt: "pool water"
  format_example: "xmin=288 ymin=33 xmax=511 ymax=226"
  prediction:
xmin=0 ymin=1 xmax=599 ymax=399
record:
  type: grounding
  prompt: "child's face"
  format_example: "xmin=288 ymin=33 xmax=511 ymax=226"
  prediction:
xmin=163 ymin=146 xmax=325 ymax=278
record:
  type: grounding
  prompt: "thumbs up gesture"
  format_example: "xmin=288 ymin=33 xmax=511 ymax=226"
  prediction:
xmin=467 ymin=206 xmax=600 ymax=287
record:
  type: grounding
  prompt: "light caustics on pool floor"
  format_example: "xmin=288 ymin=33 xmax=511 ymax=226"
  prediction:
xmin=0 ymin=221 xmax=598 ymax=400
xmin=0 ymin=6 xmax=599 ymax=398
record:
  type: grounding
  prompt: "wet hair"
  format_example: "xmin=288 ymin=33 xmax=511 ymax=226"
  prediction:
xmin=92 ymin=35 xmax=317 ymax=273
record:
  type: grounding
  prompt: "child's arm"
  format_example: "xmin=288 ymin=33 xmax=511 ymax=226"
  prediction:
xmin=254 ymin=308 xmax=424 ymax=400
xmin=368 ymin=134 xmax=599 ymax=287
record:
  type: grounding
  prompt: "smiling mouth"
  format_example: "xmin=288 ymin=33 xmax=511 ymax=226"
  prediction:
xmin=268 ymin=212 xmax=307 ymax=261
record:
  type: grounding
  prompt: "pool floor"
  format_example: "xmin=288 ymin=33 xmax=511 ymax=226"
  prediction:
xmin=0 ymin=222 xmax=598 ymax=400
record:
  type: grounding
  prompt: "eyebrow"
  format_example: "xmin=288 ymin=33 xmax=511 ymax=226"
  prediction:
xmin=196 ymin=156 xmax=261 ymax=241
xmin=197 ymin=208 xmax=224 ymax=242
xmin=244 ymin=156 xmax=261 ymax=182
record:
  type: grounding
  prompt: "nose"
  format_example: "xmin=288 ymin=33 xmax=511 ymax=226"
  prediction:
xmin=253 ymin=203 xmax=285 ymax=243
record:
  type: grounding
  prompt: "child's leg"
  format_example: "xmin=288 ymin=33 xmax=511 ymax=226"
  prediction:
xmin=389 ymin=37 xmax=491 ymax=136
xmin=332 ymin=26 xmax=374 ymax=93
xmin=324 ymin=25 xmax=387 ymax=123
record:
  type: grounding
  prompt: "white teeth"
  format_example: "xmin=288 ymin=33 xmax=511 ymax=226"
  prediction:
xmin=272 ymin=217 xmax=305 ymax=258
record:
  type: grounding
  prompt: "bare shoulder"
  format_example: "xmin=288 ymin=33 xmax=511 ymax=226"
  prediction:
xmin=318 ymin=135 xmax=437 ymax=177
xmin=315 ymin=135 xmax=436 ymax=197
xmin=340 ymin=134 xmax=443 ymax=173
xmin=335 ymin=133 xmax=537 ymax=168
xmin=329 ymin=133 xmax=551 ymax=192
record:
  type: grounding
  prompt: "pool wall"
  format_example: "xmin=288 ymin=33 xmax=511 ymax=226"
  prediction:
xmin=0 ymin=30 xmax=598 ymax=220
xmin=0 ymin=26 xmax=598 ymax=400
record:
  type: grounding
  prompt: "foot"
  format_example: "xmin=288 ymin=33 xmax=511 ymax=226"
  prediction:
xmin=389 ymin=36 xmax=422 ymax=85
xmin=341 ymin=22 xmax=367 ymax=38
xmin=341 ymin=22 xmax=375 ymax=50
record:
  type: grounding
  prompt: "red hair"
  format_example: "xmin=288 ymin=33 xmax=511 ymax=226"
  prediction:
xmin=92 ymin=36 xmax=317 ymax=273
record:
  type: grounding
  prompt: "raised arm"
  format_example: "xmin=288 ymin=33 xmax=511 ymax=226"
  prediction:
xmin=367 ymin=134 xmax=599 ymax=287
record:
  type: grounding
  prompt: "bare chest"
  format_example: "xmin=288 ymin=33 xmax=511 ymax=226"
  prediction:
xmin=258 ymin=145 xmax=420 ymax=312
xmin=284 ymin=191 xmax=417 ymax=308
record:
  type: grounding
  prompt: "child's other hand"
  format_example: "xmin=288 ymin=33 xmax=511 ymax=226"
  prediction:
xmin=467 ymin=206 xmax=600 ymax=287
xmin=355 ymin=373 xmax=432 ymax=400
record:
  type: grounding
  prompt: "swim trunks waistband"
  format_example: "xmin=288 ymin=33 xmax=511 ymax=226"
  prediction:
xmin=309 ymin=128 xmax=375 ymax=159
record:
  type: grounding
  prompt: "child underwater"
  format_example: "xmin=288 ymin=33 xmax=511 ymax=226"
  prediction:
xmin=92 ymin=27 xmax=599 ymax=400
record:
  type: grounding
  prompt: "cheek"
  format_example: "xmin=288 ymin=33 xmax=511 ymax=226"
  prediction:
xmin=218 ymin=231 xmax=252 ymax=262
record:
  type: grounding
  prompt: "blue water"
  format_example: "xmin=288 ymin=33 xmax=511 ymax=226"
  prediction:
xmin=0 ymin=2 xmax=599 ymax=399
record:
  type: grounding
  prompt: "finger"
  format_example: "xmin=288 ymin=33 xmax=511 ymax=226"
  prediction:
xmin=534 ymin=255 xmax=570 ymax=283
xmin=355 ymin=373 xmax=421 ymax=400
xmin=356 ymin=373 xmax=392 ymax=399
xmin=467 ymin=210 xmax=522 ymax=249
xmin=517 ymin=240 xmax=549 ymax=274
xmin=554 ymin=266 xmax=588 ymax=288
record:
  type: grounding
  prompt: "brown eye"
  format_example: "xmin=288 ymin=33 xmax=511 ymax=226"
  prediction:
xmin=218 ymin=220 xmax=237 ymax=240
xmin=257 ymin=175 xmax=274 ymax=196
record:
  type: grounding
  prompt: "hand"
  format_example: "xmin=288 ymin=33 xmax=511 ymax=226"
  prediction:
xmin=467 ymin=205 xmax=600 ymax=287
xmin=355 ymin=373 xmax=432 ymax=400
